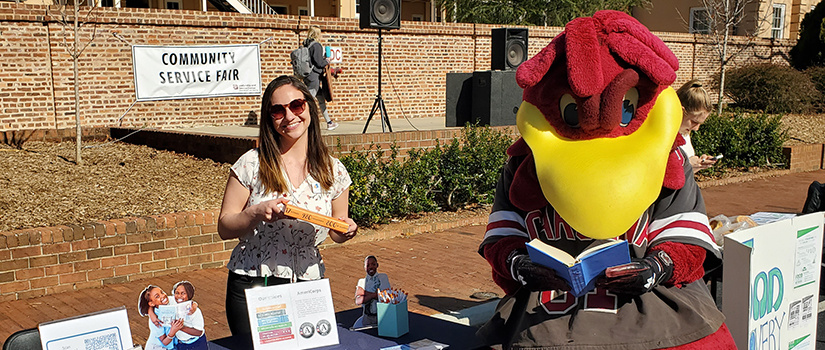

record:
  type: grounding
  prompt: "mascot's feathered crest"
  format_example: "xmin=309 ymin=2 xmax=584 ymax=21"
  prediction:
xmin=508 ymin=10 xmax=687 ymax=239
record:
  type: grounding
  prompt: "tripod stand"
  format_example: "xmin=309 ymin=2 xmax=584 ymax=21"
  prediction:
xmin=362 ymin=29 xmax=392 ymax=133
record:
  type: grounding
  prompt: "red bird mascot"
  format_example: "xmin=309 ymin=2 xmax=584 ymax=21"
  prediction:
xmin=478 ymin=10 xmax=736 ymax=349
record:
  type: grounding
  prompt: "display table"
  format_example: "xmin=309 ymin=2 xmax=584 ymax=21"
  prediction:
xmin=208 ymin=308 xmax=486 ymax=350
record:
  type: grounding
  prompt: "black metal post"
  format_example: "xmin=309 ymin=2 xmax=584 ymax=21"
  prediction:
xmin=362 ymin=29 xmax=392 ymax=133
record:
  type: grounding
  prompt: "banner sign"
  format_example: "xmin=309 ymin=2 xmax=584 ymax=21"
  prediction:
xmin=132 ymin=44 xmax=262 ymax=101
xmin=723 ymin=213 xmax=824 ymax=350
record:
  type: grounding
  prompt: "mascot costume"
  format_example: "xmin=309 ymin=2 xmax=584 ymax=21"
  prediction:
xmin=478 ymin=10 xmax=736 ymax=349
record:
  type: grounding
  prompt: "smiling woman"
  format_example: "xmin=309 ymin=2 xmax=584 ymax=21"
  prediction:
xmin=216 ymin=75 xmax=358 ymax=343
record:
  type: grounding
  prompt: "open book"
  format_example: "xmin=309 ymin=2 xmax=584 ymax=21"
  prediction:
xmin=155 ymin=301 xmax=192 ymax=326
xmin=526 ymin=239 xmax=630 ymax=297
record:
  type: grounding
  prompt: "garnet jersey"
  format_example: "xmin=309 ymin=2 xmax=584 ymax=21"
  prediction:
xmin=477 ymin=152 xmax=726 ymax=349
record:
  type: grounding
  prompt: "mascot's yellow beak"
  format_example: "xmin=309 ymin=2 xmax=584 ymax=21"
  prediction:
xmin=517 ymin=87 xmax=682 ymax=239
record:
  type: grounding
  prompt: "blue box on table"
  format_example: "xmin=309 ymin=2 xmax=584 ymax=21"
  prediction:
xmin=377 ymin=299 xmax=409 ymax=338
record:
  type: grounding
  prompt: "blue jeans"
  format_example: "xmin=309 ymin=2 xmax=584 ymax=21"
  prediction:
xmin=177 ymin=335 xmax=207 ymax=350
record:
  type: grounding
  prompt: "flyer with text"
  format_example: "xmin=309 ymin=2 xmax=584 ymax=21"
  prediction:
xmin=38 ymin=306 xmax=133 ymax=350
xmin=245 ymin=278 xmax=339 ymax=349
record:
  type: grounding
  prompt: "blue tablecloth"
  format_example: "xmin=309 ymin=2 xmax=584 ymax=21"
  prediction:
xmin=208 ymin=308 xmax=486 ymax=350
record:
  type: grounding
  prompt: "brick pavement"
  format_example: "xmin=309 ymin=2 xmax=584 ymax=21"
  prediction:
xmin=3 ymin=169 xmax=825 ymax=347
xmin=0 ymin=223 xmax=498 ymax=346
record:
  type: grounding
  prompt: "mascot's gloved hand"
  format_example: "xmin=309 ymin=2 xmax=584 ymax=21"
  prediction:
xmin=598 ymin=250 xmax=674 ymax=295
xmin=507 ymin=250 xmax=570 ymax=292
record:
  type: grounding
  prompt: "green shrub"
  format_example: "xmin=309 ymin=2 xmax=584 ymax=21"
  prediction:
xmin=803 ymin=66 xmax=825 ymax=110
xmin=433 ymin=125 xmax=513 ymax=210
xmin=340 ymin=144 xmax=440 ymax=227
xmin=340 ymin=125 xmax=511 ymax=227
xmin=692 ymin=110 xmax=789 ymax=173
xmin=789 ymin=0 xmax=825 ymax=70
xmin=721 ymin=64 xmax=819 ymax=113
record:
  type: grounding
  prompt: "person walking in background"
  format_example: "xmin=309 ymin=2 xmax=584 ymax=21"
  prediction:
xmin=217 ymin=75 xmax=357 ymax=344
xmin=304 ymin=26 xmax=339 ymax=131
xmin=677 ymin=79 xmax=718 ymax=173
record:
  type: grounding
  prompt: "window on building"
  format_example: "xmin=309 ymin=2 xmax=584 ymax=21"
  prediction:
xmin=772 ymin=4 xmax=785 ymax=39
xmin=165 ymin=0 xmax=180 ymax=9
xmin=299 ymin=6 xmax=308 ymax=15
xmin=355 ymin=1 xmax=360 ymax=19
xmin=270 ymin=5 xmax=287 ymax=14
xmin=690 ymin=7 xmax=710 ymax=34
xmin=412 ymin=14 xmax=423 ymax=21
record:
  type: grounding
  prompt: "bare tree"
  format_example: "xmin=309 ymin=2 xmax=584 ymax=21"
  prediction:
xmin=691 ymin=0 xmax=775 ymax=114
xmin=48 ymin=0 xmax=100 ymax=165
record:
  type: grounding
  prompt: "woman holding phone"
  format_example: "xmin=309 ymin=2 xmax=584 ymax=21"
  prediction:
xmin=676 ymin=79 xmax=719 ymax=173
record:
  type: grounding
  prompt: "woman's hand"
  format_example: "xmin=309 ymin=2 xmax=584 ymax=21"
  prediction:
xmin=689 ymin=155 xmax=716 ymax=173
xmin=188 ymin=300 xmax=198 ymax=315
xmin=328 ymin=217 xmax=357 ymax=243
xmin=340 ymin=217 xmax=358 ymax=240
xmin=246 ymin=197 xmax=289 ymax=222
xmin=168 ymin=318 xmax=184 ymax=336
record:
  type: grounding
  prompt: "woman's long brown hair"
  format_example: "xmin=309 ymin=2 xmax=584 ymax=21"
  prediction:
xmin=257 ymin=75 xmax=334 ymax=195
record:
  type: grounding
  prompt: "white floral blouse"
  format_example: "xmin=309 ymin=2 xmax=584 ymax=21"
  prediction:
xmin=226 ymin=148 xmax=352 ymax=281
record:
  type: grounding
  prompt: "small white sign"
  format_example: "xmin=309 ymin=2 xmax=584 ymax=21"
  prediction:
xmin=245 ymin=278 xmax=339 ymax=350
xmin=325 ymin=46 xmax=343 ymax=64
xmin=39 ymin=306 xmax=133 ymax=350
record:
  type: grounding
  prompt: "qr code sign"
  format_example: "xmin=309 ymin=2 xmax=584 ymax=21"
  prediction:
xmin=83 ymin=332 xmax=119 ymax=350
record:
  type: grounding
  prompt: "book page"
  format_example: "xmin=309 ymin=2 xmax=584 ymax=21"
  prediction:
xmin=175 ymin=301 xmax=192 ymax=320
xmin=527 ymin=239 xmax=576 ymax=266
xmin=155 ymin=304 xmax=178 ymax=326
xmin=577 ymin=239 xmax=622 ymax=260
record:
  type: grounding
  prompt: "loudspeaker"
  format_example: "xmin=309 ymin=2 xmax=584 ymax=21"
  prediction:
xmin=472 ymin=70 xmax=523 ymax=126
xmin=359 ymin=0 xmax=401 ymax=30
xmin=445 ymin=73 xmax=474 ymax=127
xmin=491 ymin=28 xmax=528 ymax=71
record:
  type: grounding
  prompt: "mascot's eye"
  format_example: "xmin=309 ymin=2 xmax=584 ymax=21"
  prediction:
xmin=620 ymin=88 xmax=639 ymax=127
xmin=559 ymin=94 xmax=579 ymax=128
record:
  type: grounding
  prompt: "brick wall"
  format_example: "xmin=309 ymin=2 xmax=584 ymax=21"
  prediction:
xmin=0 ymin=210 xmax=226 ymax=302
xmin=783 ymin=143 xmax=825 ymax=172
xmin=0 ymin=3 xmax=794 ymax=133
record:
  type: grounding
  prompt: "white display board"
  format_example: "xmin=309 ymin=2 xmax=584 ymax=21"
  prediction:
xmin=132 ymin=44 xmax=262 ymax=101
xmin=38 ymin=306 xmax=133 ymax=350
xmin=723 ymin=212 xmax=824 ymax=350
xmin=324 ymin=46 xmax=343 ymax=64
xmin=245 ymin=278 xmax=339 ymax=350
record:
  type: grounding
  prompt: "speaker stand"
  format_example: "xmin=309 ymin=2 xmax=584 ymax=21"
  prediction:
xmin=362 ymin=29 xmax=392 ymax=133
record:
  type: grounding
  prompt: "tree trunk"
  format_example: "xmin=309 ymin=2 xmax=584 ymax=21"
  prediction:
xmin=717 ymin=13 xmax=730 ymax=116
xmin=73 ymin=4 xmax=82 ymax=165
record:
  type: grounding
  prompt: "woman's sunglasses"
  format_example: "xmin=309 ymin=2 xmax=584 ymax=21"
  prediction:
xmin=270 ymin=98 xmax=307 ymax=120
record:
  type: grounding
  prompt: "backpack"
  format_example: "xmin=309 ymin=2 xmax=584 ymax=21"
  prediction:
xmin=291 ymin=45 xmax=312 ymax=78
